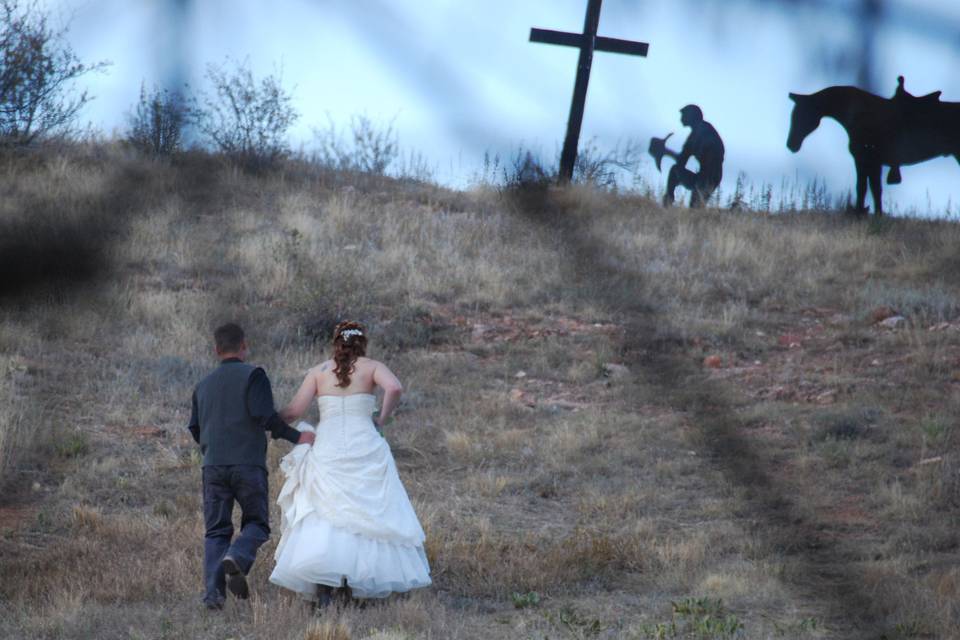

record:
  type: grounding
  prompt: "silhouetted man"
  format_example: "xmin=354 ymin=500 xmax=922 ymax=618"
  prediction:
xmin=660 ymin=104 xmax=725 ymax=208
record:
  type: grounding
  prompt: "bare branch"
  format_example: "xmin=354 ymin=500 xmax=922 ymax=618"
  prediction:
xmin=0 ymin=0 xmax=109 ymax=146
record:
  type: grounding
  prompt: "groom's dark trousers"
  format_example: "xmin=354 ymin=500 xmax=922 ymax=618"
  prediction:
xmin=188 ymin=358 xmax=300 ymax=606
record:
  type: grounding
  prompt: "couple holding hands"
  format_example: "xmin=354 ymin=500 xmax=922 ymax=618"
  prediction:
xmin=187 ymin=321 xmax=431 ymax=610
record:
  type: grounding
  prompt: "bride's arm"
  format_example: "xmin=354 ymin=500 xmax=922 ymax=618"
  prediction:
xmin=280 ymin=370 xmax=317 ymax=423
xmin=372 ymin=361 xmax=403 ymax=427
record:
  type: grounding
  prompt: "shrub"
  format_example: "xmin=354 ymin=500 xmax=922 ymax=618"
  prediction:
xmin=573 ymin=136 xmax=644 ymax=189
xmin=0 ymin=0 xmax=108 ymax=146
xmin=193 ymin=58 xmax=298 ymax=167
xmin=313 ymin=113 xmax=399 ymax=175
xmin=126 ymin=82 xmax=188 ymax=156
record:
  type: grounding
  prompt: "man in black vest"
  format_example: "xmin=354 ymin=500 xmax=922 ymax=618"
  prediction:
xmin=187 ymin=323 xmax=315 ymax=609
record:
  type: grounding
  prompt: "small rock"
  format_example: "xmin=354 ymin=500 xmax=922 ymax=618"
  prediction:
xmin=509 ymin=388 xmax=535 ymax=407
xmin=32 ymin=482 xmax=41 ymax=492
xmin=815 ymin=390 xmax=837 ymax=405
xmin=870 ymin=306 xmax=899 ymax=324
xmin=703 ymin=355 xmax=723 ymax=369
xmin=771 ymin=386 xmax=790 ymax=399
xmin=870 ymin=359 xmax=881 ymax=367
xmin=778 ymin=334 xmax=803 ymax=349
xmin=515 ymin=370 xmax=527 ymax=378
xmin=470 ymin=324 xmax=491 ymax=340
xmin=828 ymin=313 xmax=852 ymax=326
xmin=602 ymin=362 xmax=630 ymax=379
xmin=879 ymin=315 xmax=907 ymax=329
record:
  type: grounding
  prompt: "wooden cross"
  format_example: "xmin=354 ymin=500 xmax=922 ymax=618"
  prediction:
xmin=530 ymin=0 xmax=649 ymax=183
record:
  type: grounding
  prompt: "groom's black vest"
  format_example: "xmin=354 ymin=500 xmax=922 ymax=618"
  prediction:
xmin=194 ymin=361 xmax=268 ymax=468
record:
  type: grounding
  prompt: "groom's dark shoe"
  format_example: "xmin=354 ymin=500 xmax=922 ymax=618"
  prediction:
xmin=222 ymin=556 xmax=249 ymax=600
xmin=315 ymin=584 xmax=335 ymax=610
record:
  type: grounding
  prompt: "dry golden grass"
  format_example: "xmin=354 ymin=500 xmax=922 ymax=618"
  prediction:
xmin=304 ymin=620 xmax=352 ymax=640
xmin=2 ymin=146 xmax=960 ymax=638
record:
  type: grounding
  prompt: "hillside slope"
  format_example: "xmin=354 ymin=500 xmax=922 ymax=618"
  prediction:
xmin=2 ymin=148 xmax=960 ymax=639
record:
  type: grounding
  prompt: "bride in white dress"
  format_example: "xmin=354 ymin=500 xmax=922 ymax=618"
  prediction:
xmin=269 ymin=321 xmax=431 ymax=602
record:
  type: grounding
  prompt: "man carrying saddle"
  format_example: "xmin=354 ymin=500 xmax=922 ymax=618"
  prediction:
xmin=650 ymin=104 xmax=725 ymax=208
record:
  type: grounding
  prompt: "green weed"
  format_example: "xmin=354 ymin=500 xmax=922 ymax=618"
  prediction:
xmin=636 ymin=597 xmax=744 ymax=639
xmin=511 ymin=591 xmax=541 ymax=609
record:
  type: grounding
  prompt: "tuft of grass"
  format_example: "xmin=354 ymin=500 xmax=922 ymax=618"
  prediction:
xmin=70 ymin=504 xmax=102 ymax=531
xmin=810 ymin=406 xmax=880 ymax=442
xmin=55 ymin=430 xmax=89 ymax=459
xmin=304 ymin=621 xmax=352 ymax=640
xmin=511 ymin=591 xmax=540 ymax=609
xmin=635 ymin=597 xmax=745 ymax=639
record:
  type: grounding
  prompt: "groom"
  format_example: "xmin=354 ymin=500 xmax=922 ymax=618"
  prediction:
xmin=187 ymin=322 xmax=315 ymax=610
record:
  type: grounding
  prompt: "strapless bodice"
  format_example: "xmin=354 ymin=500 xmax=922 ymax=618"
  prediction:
xmin=317 ymin=394 xmax=376 ymax=420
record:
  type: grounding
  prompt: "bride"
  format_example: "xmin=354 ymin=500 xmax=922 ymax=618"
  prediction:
xmin=269 ymin=321 xmax=431 ymax=603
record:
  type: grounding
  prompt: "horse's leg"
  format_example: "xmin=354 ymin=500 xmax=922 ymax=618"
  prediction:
xmin=867 ymin=163 xmax=884 ymax=216
xmin=853 ymin=158 xmax=869 ymax=214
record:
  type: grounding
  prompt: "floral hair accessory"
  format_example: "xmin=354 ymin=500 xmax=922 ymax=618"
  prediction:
xmin=340 ymin=328 xmax=363 ymax=339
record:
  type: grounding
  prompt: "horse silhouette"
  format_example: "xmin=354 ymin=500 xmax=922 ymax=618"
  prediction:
xmin=787 ymin=77 xmax=960 ymax=215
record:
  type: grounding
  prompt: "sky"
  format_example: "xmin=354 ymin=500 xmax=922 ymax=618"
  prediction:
xmin=49 ymin=0 xmax=960 ymax=216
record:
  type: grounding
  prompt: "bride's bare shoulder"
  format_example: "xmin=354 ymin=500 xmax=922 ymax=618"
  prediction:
xmin=311 ymin=360 xmax=335 ymax=374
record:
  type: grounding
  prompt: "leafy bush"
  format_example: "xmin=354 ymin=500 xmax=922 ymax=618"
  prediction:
xmin=0 ymin=0 xmax=107 ymax=146
xmin=193 ymin=59 xmax=298 ymax=167
xmin=126 ymin=83 xmax=188 ymax=156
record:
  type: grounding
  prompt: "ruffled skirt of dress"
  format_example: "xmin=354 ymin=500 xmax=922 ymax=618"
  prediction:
xmin=269 ymin=420 xmax=431 ymax=600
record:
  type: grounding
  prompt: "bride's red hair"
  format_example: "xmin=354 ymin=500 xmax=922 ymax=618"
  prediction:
xmin=332 ymin=321 xmax=367 ymax=388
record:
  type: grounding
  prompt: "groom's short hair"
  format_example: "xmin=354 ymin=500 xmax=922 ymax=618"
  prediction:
xmin=214 ymin=323 xmax=245 ymax=353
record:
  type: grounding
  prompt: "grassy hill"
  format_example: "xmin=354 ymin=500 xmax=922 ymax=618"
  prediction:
xmin=2 ymin=146 xmax=960 ymax=639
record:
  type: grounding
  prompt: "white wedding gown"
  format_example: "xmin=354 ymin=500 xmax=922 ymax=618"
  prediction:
xmin=269 ymin=394 xmax=431 ymax=599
